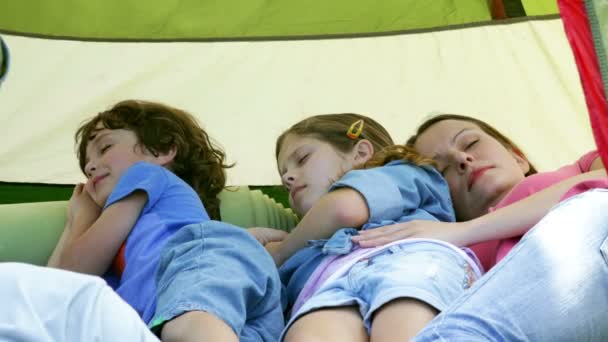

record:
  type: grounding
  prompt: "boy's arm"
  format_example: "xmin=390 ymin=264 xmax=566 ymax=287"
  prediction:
xmin=269 ymin=187 xmax=369 ymax=266
xmin=56 ymin=191 xmax=148 ymax=275
xmin=47 ymin=221 xmax=74 ymax=267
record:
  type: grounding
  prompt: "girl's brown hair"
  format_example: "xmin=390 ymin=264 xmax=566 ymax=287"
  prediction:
xmin=364 ymin=144 xmax=435 ymax=169
xmin=75 ymin=100 xmax=232 ymax=219
xmin=275 ymin=113 xmax=395 ymax=160
xmin=406 ymin=113 xmax=537 ymax=176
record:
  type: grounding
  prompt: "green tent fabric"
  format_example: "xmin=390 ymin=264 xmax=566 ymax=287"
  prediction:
xmin=1 ymin=1 xmax=557 ymax=40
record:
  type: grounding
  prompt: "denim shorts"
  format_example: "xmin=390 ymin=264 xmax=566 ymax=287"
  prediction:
xmin=149 ymin=221 xmax=284 ymax=342
xmin=282 ymin=241 xmax=477 ymax=339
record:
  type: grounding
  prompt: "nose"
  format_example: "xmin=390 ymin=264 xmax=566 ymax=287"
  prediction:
xmin=84 ymin=160 xmax=96 ymax=178
xmin=281 ymin=172 xmax=295 ymax=190
xmin=453 ymin=151 xmax=474 ymax=174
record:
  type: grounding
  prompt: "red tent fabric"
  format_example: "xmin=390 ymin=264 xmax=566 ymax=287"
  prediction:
xmin=558 ymin=0 xmax=608 ymax=169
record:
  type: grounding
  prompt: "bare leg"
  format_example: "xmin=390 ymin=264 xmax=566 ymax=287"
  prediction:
xmin=161 ymin=311 xmax=238 ymax=342
xmin=371 ymin=298 xmax=438 ymax=342
xmin=285 ymin=306 xmax=368 ymax=342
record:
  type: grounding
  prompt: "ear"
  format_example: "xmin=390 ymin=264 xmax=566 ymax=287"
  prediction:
xmin=352 ymin=139 xmax=374 ymax=166
xmin=156 ymin=145 xmax=177 ymax=167
xmin=509 ymin=149 xmax=530 ymax=175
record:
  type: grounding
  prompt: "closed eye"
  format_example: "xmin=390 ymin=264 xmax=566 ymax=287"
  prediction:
xmin=465 ymin=140 xmax=478 ymax=150
xmin=298 ymin=154 xmax=309 ymax=165
xmin=100 ymin=144 xmax=112 ymax=154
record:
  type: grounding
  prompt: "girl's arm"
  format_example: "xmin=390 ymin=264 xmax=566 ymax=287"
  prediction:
xmin=53 ymin=188 xmax=147 ymax=275
xmin=269 ymin=187 xmax=369 ymax=266
xmin=354 ymin=167 xmax=607 ymax=247
xmin=247 ymin=227 xmax=288 ymax=246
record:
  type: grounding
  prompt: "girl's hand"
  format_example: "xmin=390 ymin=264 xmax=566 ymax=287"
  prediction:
xmin=67 ymin=183 xmax=102 ymax=228
xmin=247 ymin=227 xmax=288 ymax=246
xmin=351 ymin=220 xmax=474 ymax=248
xmin=263 ymin=241 xmax=283 ymax=265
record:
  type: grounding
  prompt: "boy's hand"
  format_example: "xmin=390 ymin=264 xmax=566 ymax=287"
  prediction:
xmin=67 ymin=183 xmax=102 ymax=229
xmin=247 ymin=227 xmax=288 ymax=246
xmin=51 ymin=183 xmax=102 ymax=267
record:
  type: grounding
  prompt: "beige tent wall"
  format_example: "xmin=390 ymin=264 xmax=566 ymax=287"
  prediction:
xmin=0 ymin=18 xmax=594 ymax=185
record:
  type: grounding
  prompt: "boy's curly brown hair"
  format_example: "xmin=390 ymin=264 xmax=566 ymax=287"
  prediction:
xmin=75 ymin=100 xmax=232 ymax=220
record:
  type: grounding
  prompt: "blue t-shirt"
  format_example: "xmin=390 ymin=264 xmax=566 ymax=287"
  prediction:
xmin=102 ymin=161 xmax=209 ymax=324
xmin=279 ymin=160 xmax=455 ymax=310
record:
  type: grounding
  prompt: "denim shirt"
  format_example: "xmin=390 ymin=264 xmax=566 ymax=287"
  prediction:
xmin=308 ymin=228 xmax=359 ymax=255
xmin=279 ymin=161 xmax=455 ymax=312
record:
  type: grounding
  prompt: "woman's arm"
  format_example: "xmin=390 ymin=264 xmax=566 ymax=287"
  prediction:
xmin=354 ymin=167 xmax=607 ymax=247
xmin=460 ymin=168 xmax=606 ymax=244
xmin=269 ymin=187 xmax=369 ymax=266
xmin=55 ymin=189 xmax=147 ymax=275
xmin=590 ymin=156 xmax=605 ymax=170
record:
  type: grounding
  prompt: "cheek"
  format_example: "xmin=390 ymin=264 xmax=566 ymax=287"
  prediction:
xmin=444 ymin=176 xmax=462 ymax=199
xmin=288 ymin=198 xmax=299 ymax=215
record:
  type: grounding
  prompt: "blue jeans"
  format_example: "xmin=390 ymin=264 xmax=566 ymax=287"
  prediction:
xmin=415 ymin=189 xmax=608 ymax=341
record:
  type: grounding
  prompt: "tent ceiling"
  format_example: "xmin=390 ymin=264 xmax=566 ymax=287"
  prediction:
xmin=1 ymin=1 xmax=557 ymax=41
xmin=0 ymin=16 xmax=596 ymax=186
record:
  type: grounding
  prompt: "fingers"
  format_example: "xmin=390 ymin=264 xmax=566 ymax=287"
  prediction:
xmin=247 ymin=228 xmax=287 ymax=246
xmin=84 ymin=179 xmax=96 ymax=197
xmin=71 ymin=183 xmax=84 ymax=196
xmin=74 ymin=183 xmax=83 ymax=192
xmin=351 ymin=225 xmax=410 ymax=248
xmin=264 ymin=229 xmax=288 ymax=243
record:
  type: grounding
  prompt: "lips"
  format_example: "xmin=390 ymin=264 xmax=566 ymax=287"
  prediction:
xmin=92 ymin=174 xmax=108 ymax=188
xmin=468 ymin=167 xmax=492 ymax=190
xmin=290 ymin=185 xmax=305 ymax=200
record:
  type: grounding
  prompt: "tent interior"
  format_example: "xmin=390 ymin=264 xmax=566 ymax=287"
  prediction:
xmin=0 ymin=0 xmax=608 ymax=336
xmin=0 ymin=0 xmax=606 ymax=208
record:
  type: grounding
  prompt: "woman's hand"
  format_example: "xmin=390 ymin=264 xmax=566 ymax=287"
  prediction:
xmin=351 ymin=220 xmax=474 ymax=248
xmin=247 ymin=227 xmax=288 ymax=246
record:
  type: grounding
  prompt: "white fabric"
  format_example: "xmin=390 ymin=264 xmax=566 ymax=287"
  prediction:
xmin=0 ymin=263 xmax=158 ymax=342
xmin=0 ymin=19 xmax=595 ymax=185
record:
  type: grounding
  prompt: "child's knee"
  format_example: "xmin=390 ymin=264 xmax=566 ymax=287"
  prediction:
xmin=160 ymin=311 xmax=237 ymax=342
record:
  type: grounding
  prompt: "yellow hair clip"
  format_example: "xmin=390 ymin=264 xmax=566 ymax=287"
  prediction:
xmin=347 ymin=119 xmax=364 ymax=139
